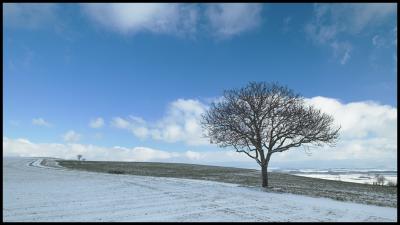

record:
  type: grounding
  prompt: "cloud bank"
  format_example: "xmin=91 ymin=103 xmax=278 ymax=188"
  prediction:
xmin=3 ymin=97 xmax=397 ymax=169
xmin=3 ymin=137 xmax=251 ymax=166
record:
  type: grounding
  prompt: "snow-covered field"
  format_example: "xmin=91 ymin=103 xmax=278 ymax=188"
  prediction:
xmin=3 ymin=157 xmax=397 ymax=222
xmin=291 ymin=173 xmax=397 ymax=185
xmin=277 ymin=168 xmax=397 ymax=185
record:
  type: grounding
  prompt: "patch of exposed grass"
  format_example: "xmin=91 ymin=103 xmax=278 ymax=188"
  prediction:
xmin=56 ymin=160 xmax=397 ymax=208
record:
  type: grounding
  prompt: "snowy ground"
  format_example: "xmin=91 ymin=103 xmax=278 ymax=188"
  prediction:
xmin=292 ymin=173 xmax=397 ymax=185
xmin=3 ymin=157 xmax=397 ymax=222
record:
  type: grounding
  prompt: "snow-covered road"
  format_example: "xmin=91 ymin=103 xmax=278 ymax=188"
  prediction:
xmin=3 ymin=157 xmax=397 ymax=222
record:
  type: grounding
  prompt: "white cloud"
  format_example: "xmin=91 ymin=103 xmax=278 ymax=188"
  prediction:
xmin=89 ymin=117 xmax=104 ymax=128
xmin=81 ymin=3 xmax=198 ymax=36
xmin=205 ymin=3 xmax=263 ymax=38
xmin=3 ymin=3 xmax=57 ymax=29
xmin=112 ymin=99 xmax=209 ymax=145
xmin=371 ymin=28 xmax=397 ymax=49
xmin=111 ymin=116 xmax=149 ymax=140
xmin=306 ymin=3 xmax=396 ymax=64
xmin=300 ymin=96 xmax=396 ymax=166
xmin=111 ymin=117 xmax=131 ymax=129
xmin=63 ymin=130 xmax=82 ymax=142
xmin=305 ymin=97 xmax=396 ymax=140
xmin=32 ymin=118 xmax=52 ymax=127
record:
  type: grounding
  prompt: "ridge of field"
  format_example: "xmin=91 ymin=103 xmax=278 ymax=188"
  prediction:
xmin=55 ymin=159 xmax=397 ymax=208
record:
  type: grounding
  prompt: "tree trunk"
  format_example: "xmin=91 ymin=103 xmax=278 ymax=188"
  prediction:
xmin=261 ymin=163 xmax=268 ymax=187
xmin=261 ymin=153 xmax=271 ymax=188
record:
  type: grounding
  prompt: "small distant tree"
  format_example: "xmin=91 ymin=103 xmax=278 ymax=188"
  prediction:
xmin=77 ymin=154 xmax=82 ymax=161
xmin=202 ymin=82 xmax=340 ymax=187
xmin=374 ymin=174 xmax=386 ymax=186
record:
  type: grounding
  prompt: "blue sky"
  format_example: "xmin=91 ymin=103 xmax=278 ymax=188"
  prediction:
xmin=3 ymin=3 xmax=397 ymax=169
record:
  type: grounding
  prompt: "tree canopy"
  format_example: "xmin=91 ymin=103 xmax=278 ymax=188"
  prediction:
xmin=201 ymin=82 xmax=340 ymax=187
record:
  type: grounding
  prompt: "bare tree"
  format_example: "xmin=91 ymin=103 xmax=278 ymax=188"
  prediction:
xmin=77 ymin=154 xmax=82 ymax=161
xmin=374 ymin=174 xmax=386 ymax=186
xmin=201 ymin=82 xmax=340 ymax=187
